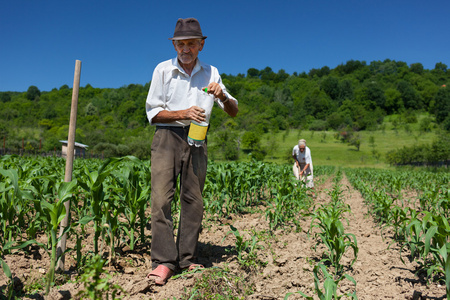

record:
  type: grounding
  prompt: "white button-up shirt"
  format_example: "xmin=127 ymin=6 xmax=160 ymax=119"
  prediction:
xmin=146 ymin=58 xmax=236 ymax=127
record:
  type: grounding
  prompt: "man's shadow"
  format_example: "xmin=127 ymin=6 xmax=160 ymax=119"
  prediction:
xmin=196 ymin=241 xmax=234 ymax=267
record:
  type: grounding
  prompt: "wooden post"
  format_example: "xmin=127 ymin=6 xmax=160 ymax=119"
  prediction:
xmin=56 ymin=60 xmax=81 ymax=271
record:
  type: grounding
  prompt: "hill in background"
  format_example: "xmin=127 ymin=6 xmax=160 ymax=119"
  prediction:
xmin=0 ymin=59 xmax=449 ymax=167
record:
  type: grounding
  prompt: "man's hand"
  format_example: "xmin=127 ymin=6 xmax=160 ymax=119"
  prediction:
xmin=152 ymin=106 xmax=205 ymax=124
xmin=203 ymin=83 xmax=226 ymax=101
xmin=185 ymin=106 xmax=206 ymax=123
xmin=202 ymin=83 xmax=238 ymax=118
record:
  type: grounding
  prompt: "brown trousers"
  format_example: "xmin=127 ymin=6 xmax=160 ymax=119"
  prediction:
xmin=150 ymin=127 xmax=207 ymax=271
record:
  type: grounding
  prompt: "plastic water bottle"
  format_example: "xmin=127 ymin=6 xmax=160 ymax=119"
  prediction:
xmin=188 ymin=120 xmax=208 ymax=147
xmin=187 ymin=88 xmax=214 ymax=147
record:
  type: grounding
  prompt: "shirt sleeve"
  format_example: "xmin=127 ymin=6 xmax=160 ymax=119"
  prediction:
xmin=212 ymin=69 xmax=238 ymax=111
xmin=145 ymin=65 xmax=165 ymax=125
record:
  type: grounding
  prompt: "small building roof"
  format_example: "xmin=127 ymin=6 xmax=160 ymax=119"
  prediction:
xmin=59 ymin=140 xmax=89 ymax=149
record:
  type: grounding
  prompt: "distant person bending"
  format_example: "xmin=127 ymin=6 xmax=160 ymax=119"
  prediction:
xmin=292 ymin=139 xmax=315 ymax=197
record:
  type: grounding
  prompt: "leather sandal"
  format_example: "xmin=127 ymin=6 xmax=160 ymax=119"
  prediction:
xmin=147 ymin=265 xmax=174 ymax=285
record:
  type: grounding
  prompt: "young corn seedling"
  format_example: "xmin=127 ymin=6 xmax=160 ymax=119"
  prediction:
xmin=76 ymin=254 xmax=125 ymax=300
xmin=403 ymin=212 xmax=450 ymax=299
xmin=266 ymin=180 xmax=309 ymax=232
xmin=0 ymin=252 xmax=13 ymax=300
xmin=310 ymin=205 xmax=358 ymax=276
xmin=423 ymin=214 xmax=450 ymax=300
xmin=0 ymin=169 xmax=35 ymax=247
xmin=111 ymin=157 xmax=151 ymax=249
xmin=33 ymin=180 xmax=77 ymax=294
xmin=223 ymin=225 xmax=264 ymax=270
xmin=78 ymin=159 xmax=116 ymax=255
xmin=310 ymin=181 xmax=358 ymax=276
xmin=285 ymin=263 xmax=357 ymax=300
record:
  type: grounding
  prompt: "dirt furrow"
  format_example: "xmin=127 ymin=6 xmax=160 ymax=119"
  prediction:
xmin=340 ymin=175 xmax=446 ymax=299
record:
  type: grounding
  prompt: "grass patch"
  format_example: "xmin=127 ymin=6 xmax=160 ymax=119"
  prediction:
xmin=179 ymin=266 xmax=253 ymax=300
xmin=250 ymin=128 xmax=438 ymax=168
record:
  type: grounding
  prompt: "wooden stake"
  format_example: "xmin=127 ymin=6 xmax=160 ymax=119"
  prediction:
xmin=56 ymin=60 xmax=81 ymax=271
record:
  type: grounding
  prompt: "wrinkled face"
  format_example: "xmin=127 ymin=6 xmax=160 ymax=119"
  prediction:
xmin=173 ymin=39 xmax=204 ymax=66
xmin=299 ymin=145 xmax=305 ymax=152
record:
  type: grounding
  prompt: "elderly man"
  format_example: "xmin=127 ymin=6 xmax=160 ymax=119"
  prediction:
xmin=145 ymin=18 xmax=238 ymax=285
xmin=292 ymin=139 xmax=315 ymax=195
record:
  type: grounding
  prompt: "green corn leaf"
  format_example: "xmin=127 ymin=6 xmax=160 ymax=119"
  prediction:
xmin=1 ymin=259 xmax=12 ymax=279
xmin=424 ymin=225 xmax=438 ymax=256
xmin=77 ymin=216 xmax=95 ymax=225
xmin=57 ymin=180 xmax=77 ymax=202
xmin=323 ymin=277 xmax=338 ymax=300
xmin=444 ymin=250 xmax=450 ymax=298
xmin=438 ymin=244 xmax=448 ymax=263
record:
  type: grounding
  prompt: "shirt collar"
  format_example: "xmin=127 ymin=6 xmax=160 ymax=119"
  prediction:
xmin=171 ymin=57 xmax=203 ymax=76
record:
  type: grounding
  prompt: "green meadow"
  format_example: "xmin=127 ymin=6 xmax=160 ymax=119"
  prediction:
xmin=261 ymin=128 xmax=437 ymax=168
xmin=217 ymin=114 xmax=441 ymax=169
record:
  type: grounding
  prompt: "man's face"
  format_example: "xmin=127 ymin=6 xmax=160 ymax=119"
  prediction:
xmin=173 ymin=39 xmax=204 ymax=66
xmin=299 ymin=145 xmax=305 ymax=152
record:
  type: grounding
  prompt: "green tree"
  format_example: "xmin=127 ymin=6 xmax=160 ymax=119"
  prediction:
xmin=335 ymin=59 xmax=367 ymax=75
xmin=320 ymin=76 xmax=340 ymax=100
xmin=338 ymin=79 xmax=354 ymax=101
xmin=364 ymin=82 xmax=386 ymax=110
xmin=434 ymin=62 xmax=447 ymax=72
xmin=384 ymin=88 xmax=402 ymax=114
xmin=434 ymin=86 xmax=450 ymax=124
xmin=247 ymin=68 xmax=260 ymax=78
xmin=260 ymin=67 xmax=275 ymax=82
xmin=26 ymin=85 xmax=41 ymax=101
xmin=410 ymin=63 xmax=424 ymax=75
xmin=0 ymin=92 xmax=11 ymax=103
xmin=349 ymin=133 xmax=361 ymax=151
xmin=397 ymin=80 xmax=422 ymax=110
xmin=241 ymin=131 xmax=260 ymax=150
xmin=275 ymin=69 xmax=289 ymax=83
xmin=327 ymin=112 xmax=346 ymax=130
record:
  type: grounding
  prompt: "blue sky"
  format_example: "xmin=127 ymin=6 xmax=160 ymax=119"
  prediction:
xmin=1 ymin=0 xmax=449 ymax=92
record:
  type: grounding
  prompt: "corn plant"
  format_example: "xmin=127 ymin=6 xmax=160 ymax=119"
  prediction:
xmin=387 ymin=206 xmax=412 ymax=241
xmin=285 ymin=263 xmax=357 ymax=300
xmin=310 ymin=204 xmax=358 ymax=275
xmin=76 ymin=254 xmax=125 ymax=300
xmin=266 ymin=179 xmax=310 ymax=232
xmin=402 ymin=212 xmax=450 ymax=299
xmin=423 ymin=214 xmax=450 ymax=300
xmin=0 ymin=250 xmax=13 ymax=300
xmin=0 ymin=169 xmax=34 ymax=246
xmin=77 ymin=159 xmax=116 ymax=254
xmin=223 ymin=225 xmax=265 ymax=270
xmin=310 ymin=180 xmax=358 ymax=275
xmin=34 ymin=180 xmax=77 ymax=294
xmin=112 ymin=158 xmax=150 ymax=248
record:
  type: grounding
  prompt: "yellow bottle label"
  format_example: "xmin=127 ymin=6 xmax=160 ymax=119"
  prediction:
xmin=188 ymin=122 xmax=208 ymax=141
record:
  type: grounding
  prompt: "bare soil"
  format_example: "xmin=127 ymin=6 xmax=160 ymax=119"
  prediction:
xmin=0 ymin=174 xmax=447 ymax=299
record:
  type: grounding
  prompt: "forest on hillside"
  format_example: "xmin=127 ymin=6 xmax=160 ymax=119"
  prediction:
xmin=0 ymin=59 xmax=449 ymax=160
